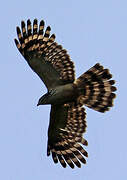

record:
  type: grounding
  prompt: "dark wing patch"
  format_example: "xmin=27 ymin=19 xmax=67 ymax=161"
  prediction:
xmin=47 ymin=103 xmax=88 ymax=168
xmin=15 ymin=19 xmax=75 ymax=89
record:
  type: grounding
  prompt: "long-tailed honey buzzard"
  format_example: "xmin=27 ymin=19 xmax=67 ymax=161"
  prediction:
xmin=14 ymin=19 xmax=117 ymax=168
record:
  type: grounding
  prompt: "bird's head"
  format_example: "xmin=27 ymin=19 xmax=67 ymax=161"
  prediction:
xmin=37 ymin=90 xmax=55 ymax=106
xmin=37 ymin=93 xmax=49 ymax=106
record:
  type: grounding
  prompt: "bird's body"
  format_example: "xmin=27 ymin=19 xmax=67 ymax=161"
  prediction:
xmin=38 ymin=83 xmax=78 ymax=105
xmin=27 ymin=54 xmax=78 ymax=105
xmin=15 ymin=19 xmax=117 ymax=168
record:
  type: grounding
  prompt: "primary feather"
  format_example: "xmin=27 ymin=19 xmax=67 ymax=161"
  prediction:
xmin=15 ymin=19 xmax=117 ymax=168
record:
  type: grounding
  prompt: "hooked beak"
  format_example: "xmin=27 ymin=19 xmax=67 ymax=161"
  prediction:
xmin=37 ymin=102 xmax=41 ymax=106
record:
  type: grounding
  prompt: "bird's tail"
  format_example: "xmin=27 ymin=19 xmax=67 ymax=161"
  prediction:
xmin=74 ymin=63 xmax=117 ymax=112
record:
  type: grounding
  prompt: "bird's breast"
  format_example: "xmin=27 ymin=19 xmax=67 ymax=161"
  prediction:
xmin=49 ymin=83 xmax=78 ymax=104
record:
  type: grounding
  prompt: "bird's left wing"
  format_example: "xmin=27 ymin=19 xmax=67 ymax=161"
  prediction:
xmin=14 ymin=19 xmax=75 ymax=90
xmin=47 ymin=103 xmax=88 ymax=168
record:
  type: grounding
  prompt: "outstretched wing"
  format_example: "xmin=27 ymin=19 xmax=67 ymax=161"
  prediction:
xmin=47 ymin=103 xmax=88 ymax=168
xmin=14 ymin=19 xmax=75 ymax=90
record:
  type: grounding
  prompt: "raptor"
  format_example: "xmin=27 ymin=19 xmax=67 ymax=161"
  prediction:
xmin=15 ymin=19 xmax=117 ymax=168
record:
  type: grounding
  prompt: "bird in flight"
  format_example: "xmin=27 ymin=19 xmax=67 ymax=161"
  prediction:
xmin=14 ymin=19 xmax=117 ymax=168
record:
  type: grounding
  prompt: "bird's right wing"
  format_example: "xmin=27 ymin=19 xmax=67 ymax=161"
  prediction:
xmin=14 ymin=19 xmax=75 ymax=90
xmin=47 ymin=103 xmax=88 ymax=168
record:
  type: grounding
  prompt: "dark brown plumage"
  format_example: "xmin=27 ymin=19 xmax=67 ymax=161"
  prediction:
xmin=14 ymin=19 xmax=117 ymax=168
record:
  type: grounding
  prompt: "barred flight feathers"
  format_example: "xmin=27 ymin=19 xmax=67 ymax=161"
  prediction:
xmin=15 ymin=19 xmax=117 ymax=169
xmin=15 ymin=19 xmax=75 ymax=89
xmin=75 ymin=63 xmax=117 ymax=113
xmin=47 ymin=103 xmax=88 ymax=168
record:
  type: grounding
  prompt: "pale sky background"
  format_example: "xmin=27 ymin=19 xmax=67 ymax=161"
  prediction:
xmin=0 ymin=0 xmax=126 ymax=179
